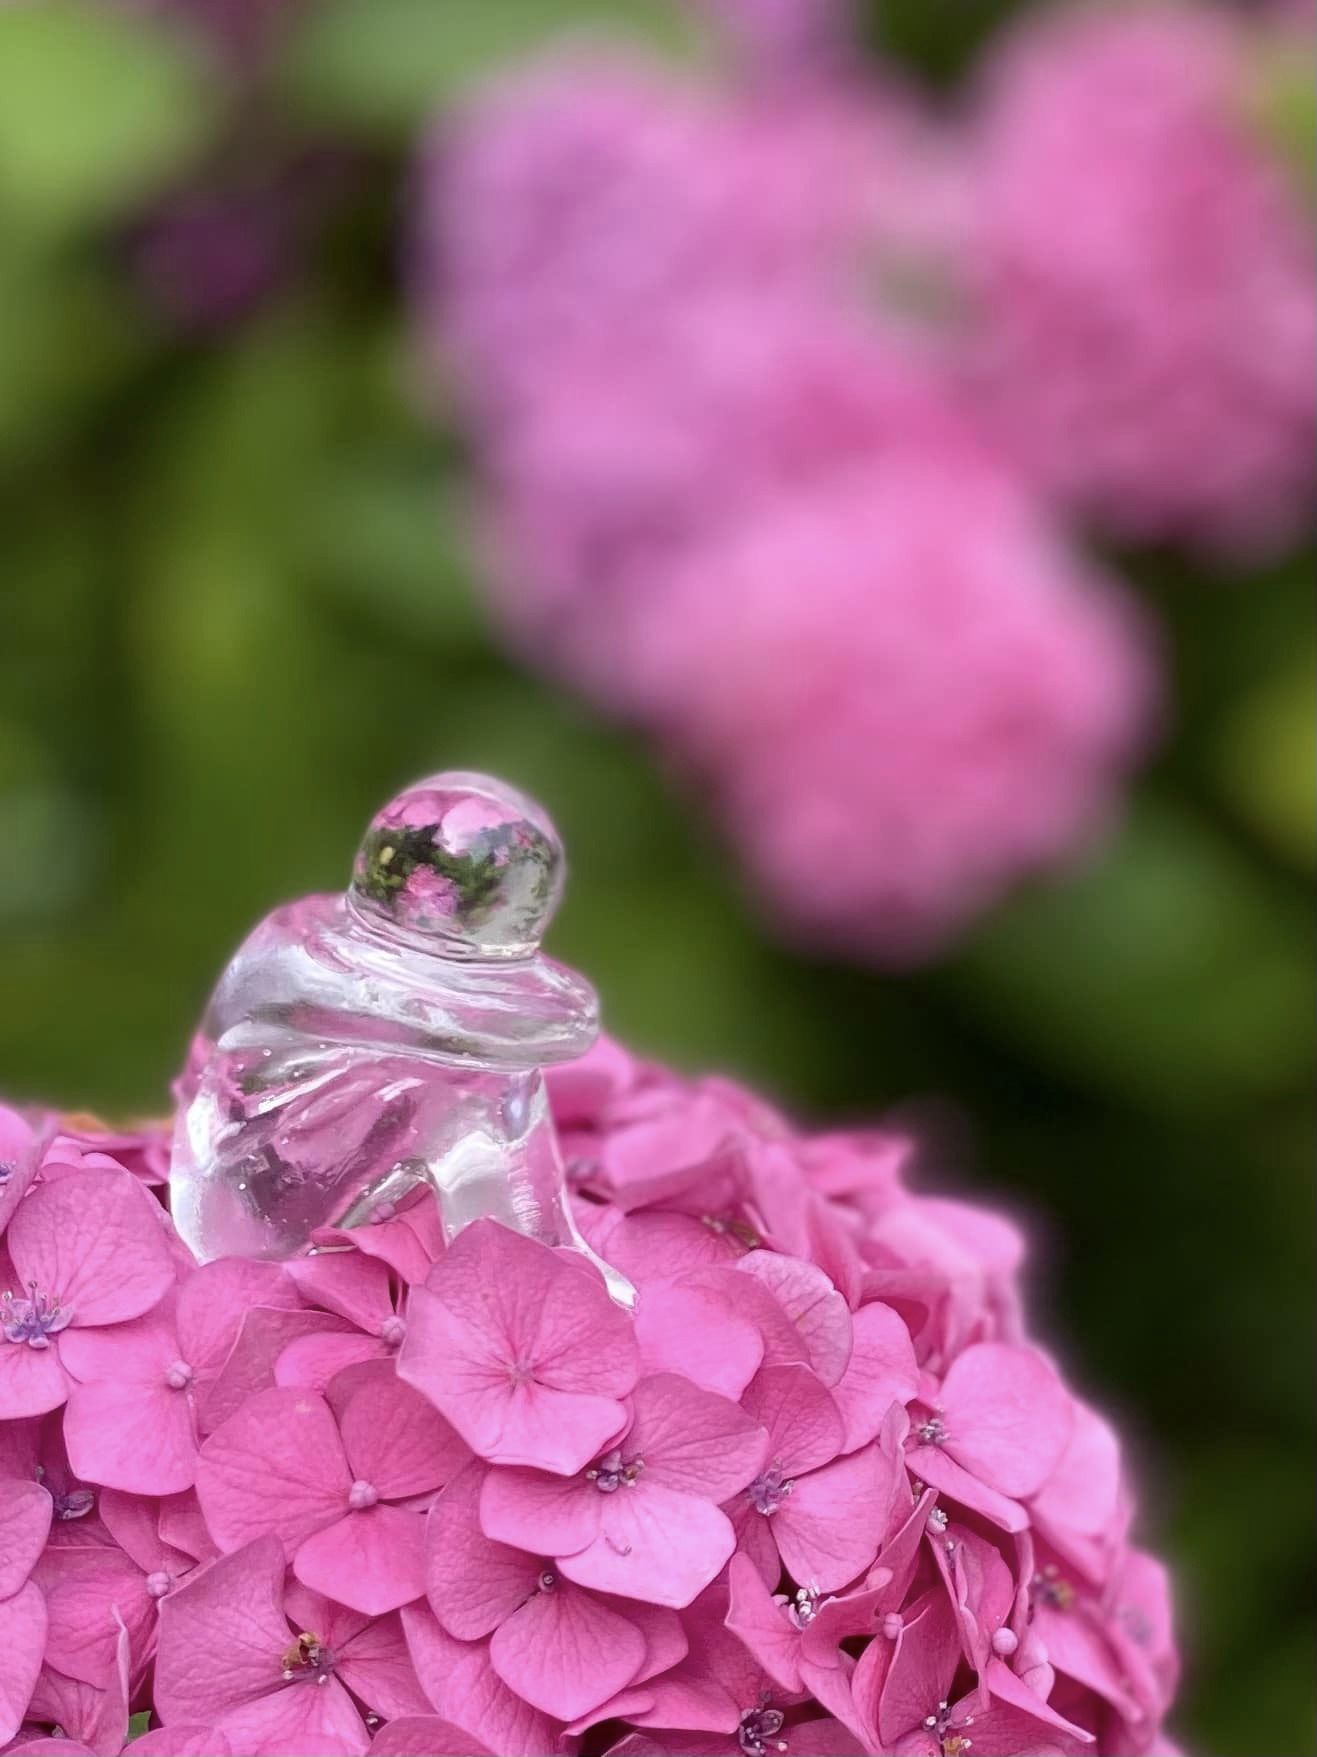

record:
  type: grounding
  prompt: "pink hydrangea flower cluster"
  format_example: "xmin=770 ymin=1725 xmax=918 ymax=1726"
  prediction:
xmin=965 ymin=1 xmax=1316 ymax=557
xmin=0 ymin=1058 xmax=1179 ymax=1756
xmin=624 ymin=463 xmax=1154 ymax=963
xmin=420 ymin=34 xmax=1161 ymax=961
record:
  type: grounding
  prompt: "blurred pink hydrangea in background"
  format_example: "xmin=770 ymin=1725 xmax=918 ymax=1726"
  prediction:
xmin=0 ymin=1057 xmax=1180 ymax=1754
xmin=690 ymin=0 xmax=853 ymax=79
xmin=964 ymin=1 xmax=1316 ymax=557
xmin=419 ymin=8 xmax=1181 ymax=962
xmin=626 ymin=459 xmax=1156 ymax=961
xmin=425 ymin=49 xmax=930 ymax=428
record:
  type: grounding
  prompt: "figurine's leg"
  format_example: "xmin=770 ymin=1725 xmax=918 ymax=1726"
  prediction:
xmin=528 ymin=1150 xmax=638 ymax=1310
xmin=374 ymin=1071 xmax=635 ymax=1307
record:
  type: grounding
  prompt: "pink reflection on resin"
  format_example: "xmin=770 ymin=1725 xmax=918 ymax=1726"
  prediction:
xmin=169 ymin=773 xmax=631 ymax=1304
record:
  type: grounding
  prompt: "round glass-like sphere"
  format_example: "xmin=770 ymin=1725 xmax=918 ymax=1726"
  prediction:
xmin=349 ymin=772 xmax=564 ymax=956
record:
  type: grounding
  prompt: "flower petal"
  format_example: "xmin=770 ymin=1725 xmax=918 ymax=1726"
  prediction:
xmin=490 ymin=1579 xmax=646 ymax=1721
xmin=0 ymin=1106 xmax=42 ymax=1236
xmin=176 ymin=1259 xmax=300 ymax=1379
xmin=158 ymin=1489 xmax=218 ymax=1563
xmin=57 ymin=1307 xmax=177 ymax=1387
xmin=877 ymin=1589 xmax=962 ymax=1748
xmin=215 ymin=1677 xmax=367 ymax=1757
xmin=295 ymin=1504 xmax=427 ymax=1616
xmin=132 ymin=1727 xmax=234 ymax=1756
xmin=197 ymin=1387 xmax=349 ymax=1555
xmin=425 ymin=1464 xmax=542 ymax=1640
xmin=1032 ymin=1601 xmax=1141 ymax=1722
xmin=938 ymin=1342 xmax=1073 ymax=1498
xmin=830 ymin=1301 xmax=920 ymax=1453
xmin=560 ymin=1481 xmax=736 ymax=1608
xmin=98 ymin=1487 xmax=179 ymax=1575
xmin=773 ymin=1445 xmax=889 ymax=1593
xmin=627 ymin=1373 xmax=768 ymax=1500
xmin=30 ymin=1545 xmax=153 ymax=1687
xmin=275 ymin=1330 xmax=385 ymax=1391
xmin=741 ymin=1364 xmax=844 ymax=1476
xmin=436 ymin=1221 xmax=636 ymax=1394
xmin=737 ymin=1251 xmax=852 ymax=1386
xmin=1031 ymin=1399 xmax=1122 ymax=1538
xmin=968 ymin=1658 xmax=1097 ymax=1754
xmin=8 ymin=1171 xmax=174 ymax=1326
xmin=0 ymin=1580 xmax=46 ymax=1744
xmin=625 ymin=1588 xmax=758 ymax=1732
xmin=9 ymin=1741 xmax=101 ymax=1755
xmin=725 ymin=1552 xmax=805 ymax=1692
xmin=0 ymin=1340 xmax=67 ymax=1418
xmin=64 ymin=1379 xmax=197 ymax=1495
xmin=401 ymin=1603 xmax=561 ymax=1757
xmin=287 ymin=1251 xmax=393 ymax=1330
xmin=335 ymin=1360 xmax=470 ymax=1499
xmin=783 ymin=1720 xmax=867 ymax=1755
xmin=369 ymin=1717 xmax=490 ymax=1757
xmin=905 ymin=1443 xmax=1030 ymax=1533
xmin=0 ymin=1475 xmax=51 ymax=1596
xmin=24 ymin=1667 xmax=110 ymax=1753
xmin=634 ymin=1277 xmax=763 ymax=1399
xmin=196 ymin=1306 xmax=354 ymax=1435
xmin=315 ymin=1203 xmax=443 ymax=1286
xmin=723 ymin=1492 xmax=782 ymax=1589
xmin=330 ymin=1606 xmax=432 ymax=1721
xmin=479 ymin=1465 xmax=598 ymax=1560
xmin=154 ymin=1536 xmax=293 ymax=1722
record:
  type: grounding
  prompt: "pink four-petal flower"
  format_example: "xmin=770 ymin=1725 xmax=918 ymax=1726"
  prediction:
xmin=0 ymin=1172 xmax=175 ymax=1420
xmin=481 ymin=1371 xmax=768 ymax=1607
xmin=425 ymin=1461 xmax=686 ymax=1723
xmin=155 ymin=1536 xmax=424 ymax=1755
xmin=726 ymin=1363 xmax=894 ymax=1593
xmin=197 ymin=1365 xmax=469 ymax=1615
xmin=398 ymin=1219 xmax=638 ymax=1474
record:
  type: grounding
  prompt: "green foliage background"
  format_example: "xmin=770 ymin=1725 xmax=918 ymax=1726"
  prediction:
xmin=0 ymin=3 xmax=1312 ymax=1751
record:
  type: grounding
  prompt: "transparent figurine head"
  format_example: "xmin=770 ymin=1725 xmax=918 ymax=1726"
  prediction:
xmin=349 ymin=772 xmax=565 ymax=956
xmin=169 ymin=771 xmax=631 ymax=1304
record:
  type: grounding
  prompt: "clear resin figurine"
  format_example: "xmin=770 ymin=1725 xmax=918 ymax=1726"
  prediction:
xmin=170 ymin=772 xmax=632 ymax=1302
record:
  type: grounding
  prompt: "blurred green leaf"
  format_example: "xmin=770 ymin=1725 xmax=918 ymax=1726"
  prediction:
xmin=950 ymin=798 xmax=1313 ymax=1110
xmin=0 ymin=251 xmax=144 ymax=462
xmin=137 ymin=313 xmax=351 ymax=537
xmin=0 ymin=753 xmax=91 ymax=924
xmin=303 ymin=453 xmax=487 ymax=648
xmin=0 ymin=1 xmax=212 ymax=235
xmin=1213 ymin=655 xmax=1316 ymax=869
xmin=1171 ymin=1441 xmax=1316 ymax=1756
xmin=281 ymin=0 xmax=706 ymax=136
xmin=1247 ymin=36 xmax=1317 ymax=206
xmin=861 ymin=0 xmax=1028 ymax=83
